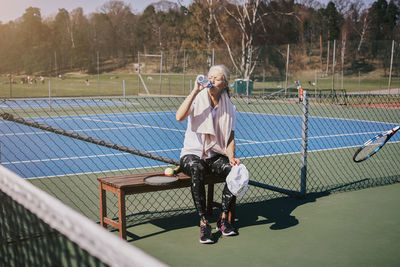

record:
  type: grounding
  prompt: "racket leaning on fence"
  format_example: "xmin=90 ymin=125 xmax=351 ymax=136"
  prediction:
xmin=353 ymin=124 xmax=400 ymax=163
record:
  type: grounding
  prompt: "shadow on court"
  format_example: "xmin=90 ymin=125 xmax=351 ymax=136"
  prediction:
xmin=235 ymin=191 xmax=330 ymax=231
xmin=123 ymin=177 xmax=394 ymax=242
xmin=125 ymin=191 xmax=331 ymax=242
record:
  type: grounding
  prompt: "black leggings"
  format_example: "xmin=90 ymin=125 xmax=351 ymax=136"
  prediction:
xmin=180 ymin=154 xmax=235 ymax=219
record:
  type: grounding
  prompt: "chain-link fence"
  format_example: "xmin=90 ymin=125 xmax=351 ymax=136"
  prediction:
xmin=0 ymin=93 xmax=399 ymax=226
xmin=1 ymin=40 xmax=399 ymax=99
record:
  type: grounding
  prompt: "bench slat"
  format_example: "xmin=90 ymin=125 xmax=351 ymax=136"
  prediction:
xmin=97 ymin=171 xmax=226 ymax=192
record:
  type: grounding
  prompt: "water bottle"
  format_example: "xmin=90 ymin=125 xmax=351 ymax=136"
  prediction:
xmin=196 ymin=75 xmax=212 ymax=88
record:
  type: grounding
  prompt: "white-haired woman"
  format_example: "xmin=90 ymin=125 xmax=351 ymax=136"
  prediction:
xmin=176 ymin=65 xmax=240 ymax=244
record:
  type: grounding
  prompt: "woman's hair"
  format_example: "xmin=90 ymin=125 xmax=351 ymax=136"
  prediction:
xmin=208 ymin=64 xmax=231 ymax=96
xmin=208 ymin=64 xmax=230 ymax=82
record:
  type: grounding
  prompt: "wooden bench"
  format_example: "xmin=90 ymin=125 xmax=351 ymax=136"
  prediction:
xmin=98 ymin=171 xmax=236 ymax=239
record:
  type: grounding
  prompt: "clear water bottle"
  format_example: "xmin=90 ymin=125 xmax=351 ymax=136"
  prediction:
xmin=196 ymin=75 xmax=212 ymax=88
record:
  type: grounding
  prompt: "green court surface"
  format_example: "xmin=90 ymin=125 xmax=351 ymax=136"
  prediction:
xmin=126 ymin=183 xmax=400 ymax=267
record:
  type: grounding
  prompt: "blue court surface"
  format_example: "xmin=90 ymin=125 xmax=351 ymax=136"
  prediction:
xmin=0 ymin=98 xmax=133 ymax=109
xmin=1 ymin=111 xmax=398 ymax=179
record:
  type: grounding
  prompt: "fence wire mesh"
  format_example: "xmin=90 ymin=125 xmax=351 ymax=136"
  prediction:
xmin=0 ymin=165 xmax=165 ymax=267
xmin=1 ymin=40 xmax=399 ymax=99
xmin=0 ymin=93 xmax=399 ymax=227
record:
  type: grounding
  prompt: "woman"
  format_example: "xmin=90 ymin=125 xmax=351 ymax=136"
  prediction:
xmin=176 ymin=65 xmax=240 ymax=244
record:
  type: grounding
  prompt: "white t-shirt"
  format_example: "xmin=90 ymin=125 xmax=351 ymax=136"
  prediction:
xmin=180 ymin=104 xmax=236 ymax=158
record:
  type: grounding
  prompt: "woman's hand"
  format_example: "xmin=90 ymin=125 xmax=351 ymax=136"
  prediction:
xmin=229 ymin=157 xmax=241 ymax=166
xmin=176 ymin=79 xmax=206 ymax=121
xmin=193 ymin=80 xmax=207 ymax=94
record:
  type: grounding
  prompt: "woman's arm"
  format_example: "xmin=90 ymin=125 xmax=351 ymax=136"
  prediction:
xmin=175 ymin=82 xmax=204 ymax=121
xmin=226 ymin=131 xmax=241 ymax=166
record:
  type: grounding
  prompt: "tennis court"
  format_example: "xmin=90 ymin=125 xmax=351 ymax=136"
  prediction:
xmin=129 ymin=182 xmax=400 ymax=267
xmin=1 ymin=94 xmax=399 ymax=266
xmin=1 ymin=104 xmax=398 ymax=179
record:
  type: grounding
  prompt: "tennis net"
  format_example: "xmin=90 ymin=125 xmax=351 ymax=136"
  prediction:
xmin=0 ymin=165 xmax=166 ymax=267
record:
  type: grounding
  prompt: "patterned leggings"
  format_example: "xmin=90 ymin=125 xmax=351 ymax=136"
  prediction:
xmin=180 ymin=154 xmax=235 ymax=219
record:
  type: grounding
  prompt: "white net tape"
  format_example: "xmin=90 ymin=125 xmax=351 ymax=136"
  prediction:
xmin=0 ymin=165 xmax=166 ymax=267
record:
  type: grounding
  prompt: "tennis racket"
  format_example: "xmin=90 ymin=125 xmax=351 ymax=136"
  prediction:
xmin=143 ymin=166 xmax=182 ymax=186
xmin=353 ymin=124 xmax=399 ymax=163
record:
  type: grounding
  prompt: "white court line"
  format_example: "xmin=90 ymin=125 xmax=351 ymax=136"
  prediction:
xmin=0 ymin=125 xmax=147 ymax=137
xmin=237 ymin=130 xmax=384 ymax=145
xmin=0 ymin=110 xmax=177 ymax=124
xmin=92 ymin=111 xmax=176 ymax=118
xmin=239 ymin=111 xmax=397 ymax=125
xmin=5 ymin=130 xmax=396 ymax=165
xmin=3 ymin=148 xmax=181 ymax=165
xmin=82 ymin=117 xmax=185 ymax=133
xmin=2 ymin=130 xmax=389 ymax=164
xmin=240 ymin=140 xmax=400 ymax=160
xmin=22 ymin=140 xmax=400 ymax=179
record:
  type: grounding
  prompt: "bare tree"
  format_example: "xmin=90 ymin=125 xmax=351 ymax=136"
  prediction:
xmin=298 ymin=0 xmax=323 ymax=9
xmin=331 ymin=0 xmax=351 ymax=14
xmin=213 ymin=0 xmax=266 ymax=79
xmin=207 ymin=0 xmax=214 ymax=67
xmin=357 ymin=11 xmax=370 ymax=52
xmin=343 ymin=0 xmax=368 ymax=53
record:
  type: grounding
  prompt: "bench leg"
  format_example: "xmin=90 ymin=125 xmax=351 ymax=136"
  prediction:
xmin=98 ymin=182 xmax=107 ymax=228
xmin=118 ymin=189 xmax=126 ymax=239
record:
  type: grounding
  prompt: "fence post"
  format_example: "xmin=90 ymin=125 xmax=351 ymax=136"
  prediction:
xmin=9 ymin=73 xmax=12 ymax=98
xmin=97 ymin=51 xmax=100 ymax=96
xmin=48 ymin=80 xmax=52 ymax=110
xmin=160 ymin=51 xmax=163 ymax=95
xmin=300 ymin=90 xmax=309 ymax=196
xmin=331 ymin=39 xmax=336 ymax=94
xmin=183 ymin=50 xmax=186 ymax=95
xmin=123 ymin=79 xmax=126 ymax=99
xmin=285 ymin=44 xmax=289 ymax=95
xmin=138 ymin=52 xmax=140 ymax=95
xmin=388 ymin=40 xmax=394 ymax=93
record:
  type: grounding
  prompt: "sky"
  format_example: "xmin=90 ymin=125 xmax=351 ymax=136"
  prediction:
xmin=0 ymin=0 xmax=376 ymax=24
xmin=0 ymin=0 xmax=192 ymax=23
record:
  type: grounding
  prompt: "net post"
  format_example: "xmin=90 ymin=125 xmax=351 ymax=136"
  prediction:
xmin=300 ymin=90 xmax=309 ymax=196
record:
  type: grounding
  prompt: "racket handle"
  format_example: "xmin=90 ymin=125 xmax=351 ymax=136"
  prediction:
xmin=173 ymin=165 xmax=181 ymax=174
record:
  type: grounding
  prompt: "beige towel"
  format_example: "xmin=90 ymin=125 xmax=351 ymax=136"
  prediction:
xmin=191 ymin=89 xmax=234 ymax=158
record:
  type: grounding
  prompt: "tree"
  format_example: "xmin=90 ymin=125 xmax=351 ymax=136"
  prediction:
xmin=182 ymin=0 xmax=220 ymax=50
xmin=0 ymin=22 xmax=20 ymax=73
xmin=134 ymin=5 xmax=158 ymax=53
xmin=213 ymin=0 xmax=268 ymax=79
xmin=99 ymin=0 xmax=136 ymax=57
xmin=70 ymin=8 xmax=92 ymax=70
xmin=51 ymin=9 xmax=74 ymax=73
xmin=18 ymin=7 xmax=50 ymax=74
xmin=263 ymin=0 xmax=300 ymax=45
xmin=385 ymin=0 xmax=400 ymax=39
xmin=325 ymin=2 xmax=343 ymax=41
xmin=368 ymin=0 xmax=399 ymax=40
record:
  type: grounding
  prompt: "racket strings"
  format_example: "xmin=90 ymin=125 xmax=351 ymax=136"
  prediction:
xmin=355 ymin=135 xmax=387 ymax=161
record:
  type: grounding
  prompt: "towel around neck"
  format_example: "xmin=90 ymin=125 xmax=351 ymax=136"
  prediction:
xmin=191 ymin=88 xmax=234 ymax=158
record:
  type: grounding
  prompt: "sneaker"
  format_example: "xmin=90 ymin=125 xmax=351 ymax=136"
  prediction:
xmin=216 ymin=218 xmax=237 ymax=236
xmin=199 ymin=223 xmax=214 ymax=244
